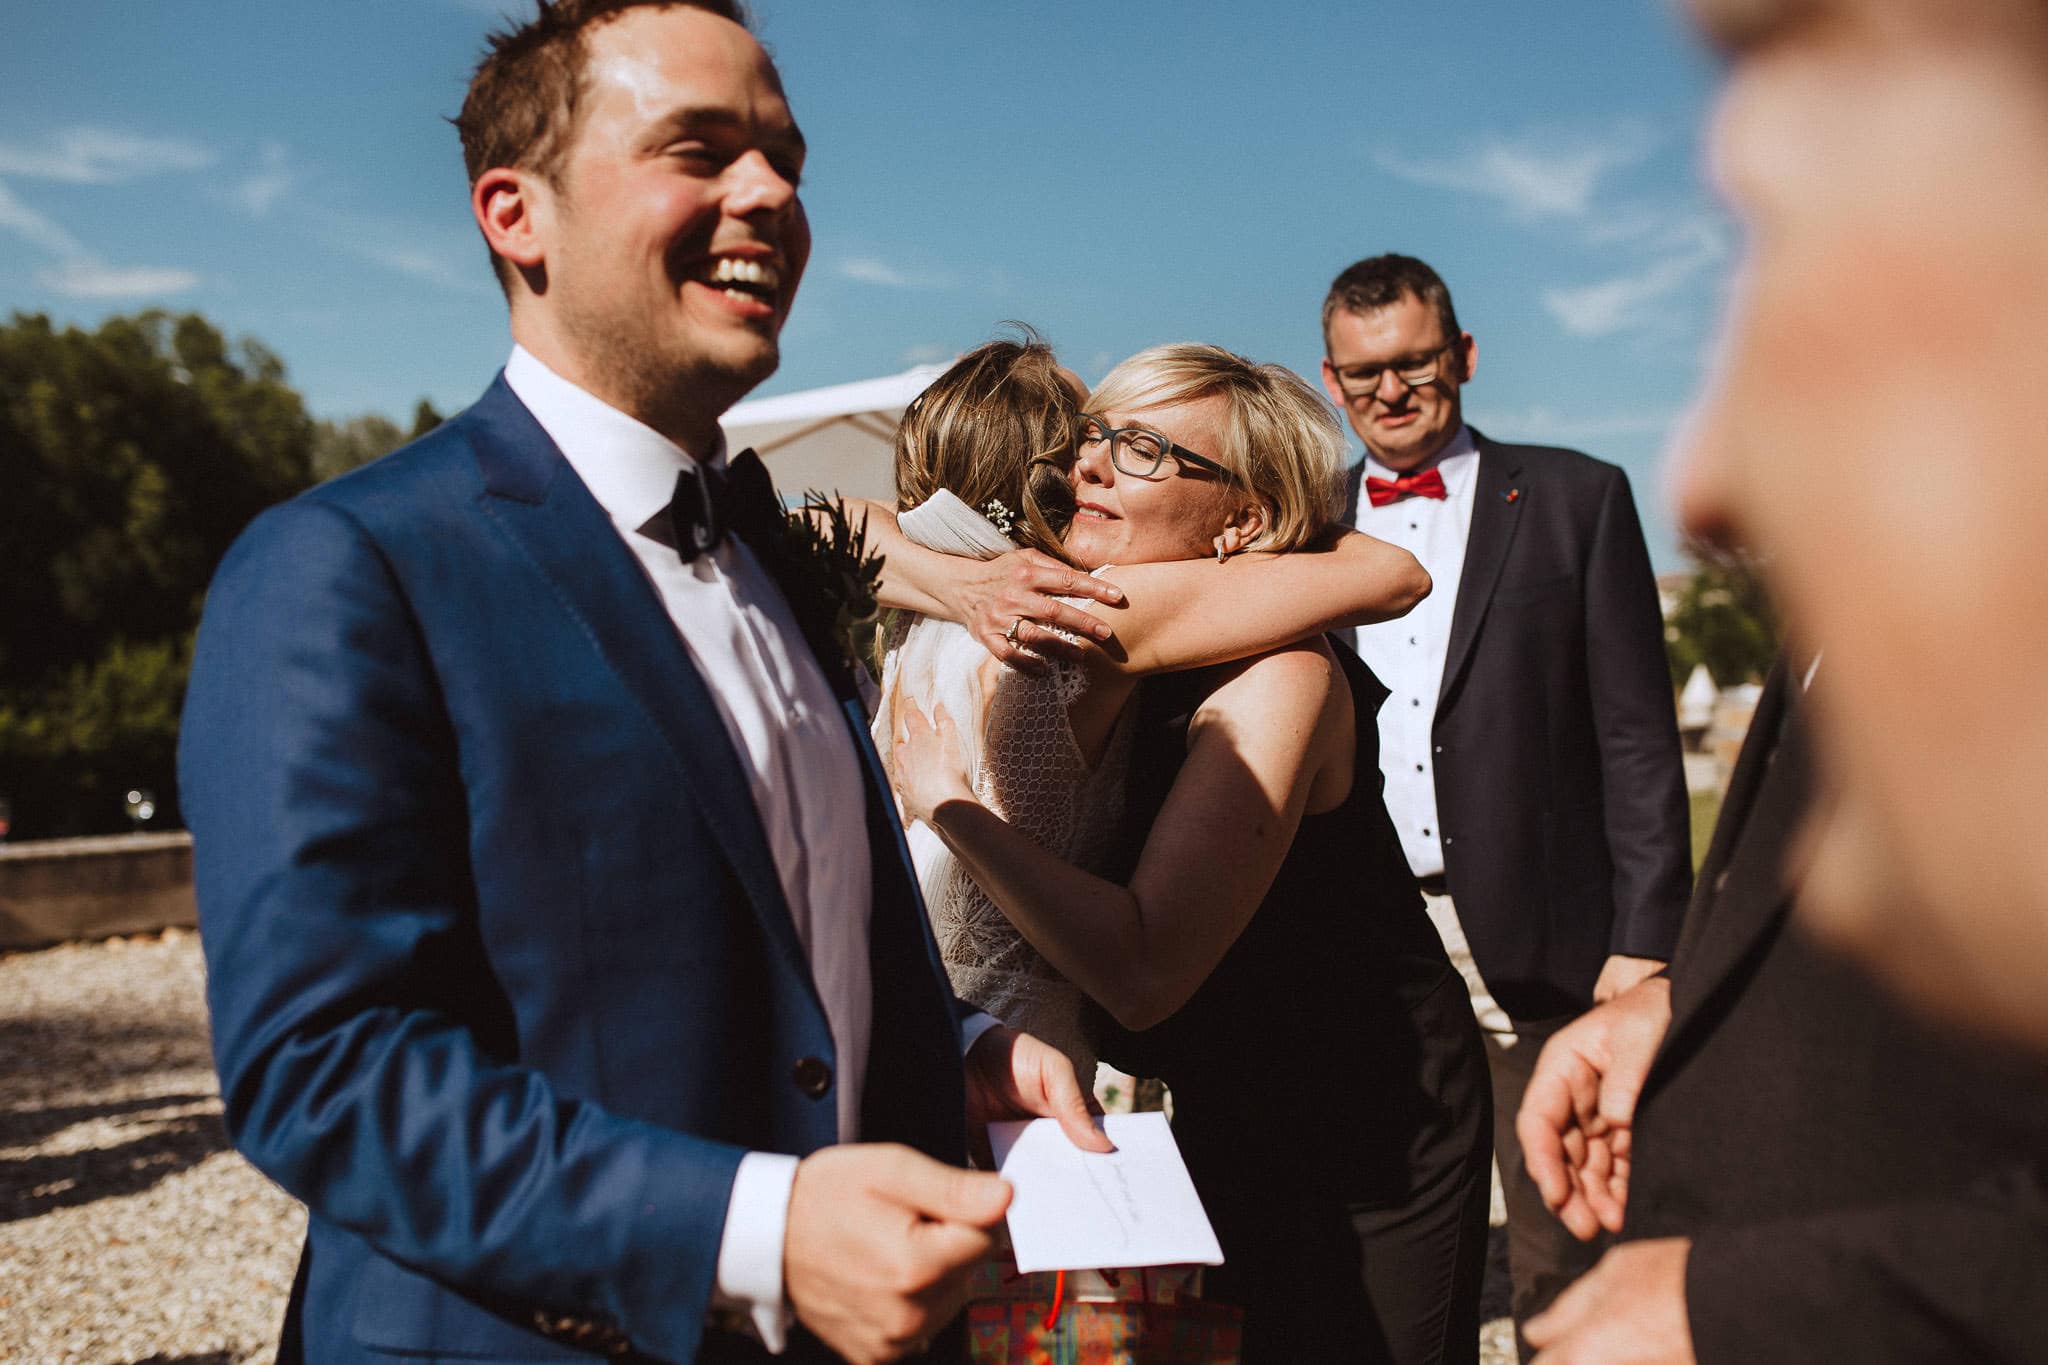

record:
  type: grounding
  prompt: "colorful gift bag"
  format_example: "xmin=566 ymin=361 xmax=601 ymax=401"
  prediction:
xmin=965 ymin=1258 xmax=1241 ymax=1364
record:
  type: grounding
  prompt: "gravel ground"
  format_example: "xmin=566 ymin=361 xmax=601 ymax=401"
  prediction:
xmin=1 ymin=933 xmax=1516 ymax=1363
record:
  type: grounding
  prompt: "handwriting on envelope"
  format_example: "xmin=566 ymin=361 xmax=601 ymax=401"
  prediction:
xmin=987 ymin=1112 xmax=1225 ymax=1273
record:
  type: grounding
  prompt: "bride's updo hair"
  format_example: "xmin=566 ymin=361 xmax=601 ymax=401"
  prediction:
xmin=894 ymin=327 xmax=1079 ymax=564
xmin=1087 ymin=343 xmax=1346 ymax=554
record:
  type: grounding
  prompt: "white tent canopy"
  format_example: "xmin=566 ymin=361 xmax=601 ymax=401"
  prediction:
xmin=720 ymin=363 xmax=949 ymax=504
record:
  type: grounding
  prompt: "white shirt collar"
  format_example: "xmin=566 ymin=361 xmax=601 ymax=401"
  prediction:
xmin=1364 ymin=423 xmax=1479 ymax=496
xmin=502 ymin=344 xmax=727 ymax=535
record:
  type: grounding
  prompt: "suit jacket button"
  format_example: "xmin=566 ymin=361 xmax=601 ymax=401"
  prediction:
xmin=792 ymin=1056 xmax=833 ymax=1099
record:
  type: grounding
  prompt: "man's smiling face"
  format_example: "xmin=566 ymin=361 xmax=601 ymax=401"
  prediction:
xmin=532 ymin=4 xmax=810 ymax=432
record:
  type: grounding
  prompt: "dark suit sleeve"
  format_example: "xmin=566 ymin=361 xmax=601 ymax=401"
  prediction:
xmin=180 ymin=500 xmax=739 ymax=1363
xmin=1580 ymin=465 xmax=1692 ymax=959
xmin=1685 ymin=1163 xmax=2048 ymax=1363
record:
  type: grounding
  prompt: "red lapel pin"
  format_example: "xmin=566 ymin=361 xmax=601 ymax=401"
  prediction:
xmin=1503 ymin=488 xmax=1520 ymax=503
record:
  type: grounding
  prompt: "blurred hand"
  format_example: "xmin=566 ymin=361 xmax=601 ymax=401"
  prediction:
xmin=944 ymin=549 xmax=1121 ymax=674
xmin=890 ymin=698 xmax=974 ymax=828
xmin=784 ymin=1143 xmax=1012 ymax=1364
xmin=1592 ymin=954 xmax=1666 ymax=1004
xmin=1526 ymin=1238 xmax=1694 ymax=1364
xmin=965 ymin=1024 xmax=1114 ymax=1165
xmin=1517 ymin=975 xmax=1671 ymax=1239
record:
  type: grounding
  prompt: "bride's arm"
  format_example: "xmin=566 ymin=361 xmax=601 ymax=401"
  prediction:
xmin=1083 ymin=530 xmax=1429 ymax=679
xmin=832 ymin=499 xmax=1122 ymax=669
xmin=893 ymin=647 xmax=1337 ymax=1031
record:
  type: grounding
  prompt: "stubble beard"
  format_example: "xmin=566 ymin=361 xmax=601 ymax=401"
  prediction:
xmin=559 ymin=288 xmax=782 ymax=448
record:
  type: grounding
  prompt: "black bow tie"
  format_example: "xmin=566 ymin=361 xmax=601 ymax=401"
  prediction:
xmin=656 ymin=447 xmax=782 ymax=563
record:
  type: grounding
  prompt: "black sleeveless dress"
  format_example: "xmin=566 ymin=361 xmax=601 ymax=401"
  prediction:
xmin=1095 ymin=642 xmax=1492 ymax=1364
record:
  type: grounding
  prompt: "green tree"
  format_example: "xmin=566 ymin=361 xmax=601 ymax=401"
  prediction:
xmin=409 ymin=398 xmax=444 ymax=439
xmin=0 ymin=310 xmax=317 ymax=836
xmin=309 ymin=398 xmax=445 ymax=482
xmin=1663 ymin=552 xmax=1779 ymax=687
xmin=312 ymin=412 xmax=406 ymax=482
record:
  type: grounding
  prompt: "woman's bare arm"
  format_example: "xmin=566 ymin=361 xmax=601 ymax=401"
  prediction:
xmin=1082 ymin=531 xmax=1428 ymax=679
xmin=831 ymin=499 xmax=1121 ymax=671
xmin=893 ymin=644 xmax=1345 ymax=1030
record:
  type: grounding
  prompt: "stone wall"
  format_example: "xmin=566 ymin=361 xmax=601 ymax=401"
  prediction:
xmin=0 ymin=832 xmax=195 ymax=950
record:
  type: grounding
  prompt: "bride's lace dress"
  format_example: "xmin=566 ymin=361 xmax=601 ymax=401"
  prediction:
xmin=872 ymin=493 xmax=1129 ymax=1080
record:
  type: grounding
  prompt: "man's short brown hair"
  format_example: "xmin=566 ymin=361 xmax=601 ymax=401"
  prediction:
xmin=454 ymin=0 xmax=750 ymax=290
xmin=1321 ymin=253 xmax=1462 ymax=353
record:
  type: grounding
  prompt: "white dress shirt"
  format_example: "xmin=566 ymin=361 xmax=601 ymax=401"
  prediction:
xmin=504 ymin=346 xmax=869 ymax=1350
xmin=1347 ymin=425 xmax=1481 ymax=880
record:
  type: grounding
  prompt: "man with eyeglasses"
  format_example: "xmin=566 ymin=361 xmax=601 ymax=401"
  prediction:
xmin=1318 ymin=253 xmax=1691 ymax=1346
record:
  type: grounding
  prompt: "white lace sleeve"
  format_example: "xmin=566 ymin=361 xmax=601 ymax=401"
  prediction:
xmin=874 ymin=545 xmax=1127 ymax=1079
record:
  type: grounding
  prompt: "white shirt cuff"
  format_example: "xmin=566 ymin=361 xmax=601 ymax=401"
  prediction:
xmin=959 ymin=1010 xmax=1004 ymax=1057
xmin=712 ymin=1151 xmax=800 ymax=1352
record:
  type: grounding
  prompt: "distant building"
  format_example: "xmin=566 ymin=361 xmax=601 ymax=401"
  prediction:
xmin=1657 ymin=570 xmax=1693 ymax=621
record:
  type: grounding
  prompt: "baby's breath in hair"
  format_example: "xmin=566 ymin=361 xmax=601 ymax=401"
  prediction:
xmin=981 ymin=499 xmax=1018 ymax=540
xmin=890 ymin=327 xmax=1081 ymax=564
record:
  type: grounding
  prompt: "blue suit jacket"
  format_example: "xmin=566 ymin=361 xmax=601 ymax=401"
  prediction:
xmin=180 ymin=377 xmax=967 ymax=1362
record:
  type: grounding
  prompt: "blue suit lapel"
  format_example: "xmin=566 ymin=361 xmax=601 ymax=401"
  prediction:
xmin=1438 ymin=431 xmax=1525 ymax=710
xmin=461 ymin=376 xmax=821 ymax=1009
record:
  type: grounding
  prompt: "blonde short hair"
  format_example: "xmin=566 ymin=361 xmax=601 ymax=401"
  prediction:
xmin=1087 ymin=343 xmax=1346 ymax=553
xmin=893 ymin=330 xmax=1078 ymax=562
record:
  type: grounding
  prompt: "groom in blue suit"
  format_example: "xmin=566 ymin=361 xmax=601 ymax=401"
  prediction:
xmin=179 ymin=4 xmax=1100 ymax=1362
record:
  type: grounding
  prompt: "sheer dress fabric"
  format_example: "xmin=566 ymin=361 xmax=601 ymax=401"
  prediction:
xmin=872 ymin=494 xmax=1127 ymax=1080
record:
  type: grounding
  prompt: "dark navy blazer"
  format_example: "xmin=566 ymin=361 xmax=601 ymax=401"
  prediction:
xmin=180 ymin=377 xmax=966 ymax=1362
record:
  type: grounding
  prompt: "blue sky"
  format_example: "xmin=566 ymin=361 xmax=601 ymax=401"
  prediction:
xmin=1 ymin=2 xmax=1732 ymax=567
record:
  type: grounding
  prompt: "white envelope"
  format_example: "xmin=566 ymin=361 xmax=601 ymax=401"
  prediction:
xmin=987 ymin=1112 xmax=1225 ymax=1274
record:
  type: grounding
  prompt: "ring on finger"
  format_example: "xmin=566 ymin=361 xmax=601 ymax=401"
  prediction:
xmin=1004 ymin=616 xmax=1024 ymax=646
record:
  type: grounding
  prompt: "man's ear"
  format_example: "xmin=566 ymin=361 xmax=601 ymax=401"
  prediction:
xmin=1318 ymin=356 xmax=1347 ymax=410
xmin=1454 ymin=331 xmax=1478 ymax=385
xmin=474 ymin=167 xmax=550 ymax=278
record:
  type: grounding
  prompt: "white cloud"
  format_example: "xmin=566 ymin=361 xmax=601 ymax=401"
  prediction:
xmin=37 ymin=260 xmax=202 ymax=298
xmin=234 ymin=142 xmax=294 ymax=217
xmin=1542 ymin=226 xmax=1728 ymax=338
xmin=359 ymin=242 xmax=493 ymax=295
xmin=0 ymin=179 xmax=86 ymax=257
xmin=837 ymin=255 xmax=950 ymax=289
xmin=1466 ymin=405 xmax=1675 ymax=446
xmin=317 ymin=216 xmax=496 ymax=297
xmin=1376 ymin=122 xmax=1659 ymax=221
xmin=839 ymin=257 xmax=912 ymax=287
xmin=0 ymin=126 xmax=215 ymax=184
xmin=0 ymin=178 xmax=200 ymax=298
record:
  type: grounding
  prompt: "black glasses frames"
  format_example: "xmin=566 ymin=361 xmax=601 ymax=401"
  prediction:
xmin=1077 ymin=414 xmax=1232 ymax=481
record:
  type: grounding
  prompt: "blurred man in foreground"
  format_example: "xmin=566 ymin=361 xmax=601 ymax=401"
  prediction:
xmin=1518 ymin=0 xmax=2048 ymax=1360
xmin=1673 ymin=0 xmax=2048 ymax=1050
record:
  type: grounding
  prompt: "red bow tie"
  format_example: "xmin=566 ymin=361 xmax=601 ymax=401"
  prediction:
xmin=1365 ymin=467 xmax=1448 ymax=507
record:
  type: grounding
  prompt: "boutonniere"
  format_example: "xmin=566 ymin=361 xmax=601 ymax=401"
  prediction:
xmin=772 ymin=492 xmax=887 ymax=681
